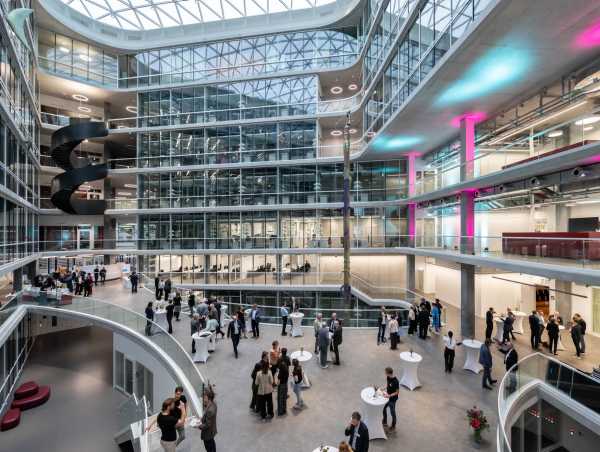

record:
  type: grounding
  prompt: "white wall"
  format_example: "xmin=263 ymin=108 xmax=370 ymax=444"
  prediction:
xmin=113 ymin=332 xmax=176 ymax=410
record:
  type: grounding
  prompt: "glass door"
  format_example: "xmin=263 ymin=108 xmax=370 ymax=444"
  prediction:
xmin=78 ymin=225 xmax=91 ymax=250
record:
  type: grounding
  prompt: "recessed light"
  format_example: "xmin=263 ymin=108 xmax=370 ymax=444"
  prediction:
xmin=547 ymin=130 xmax=563 ymax=138
xmin=58 ymin=46 xmax=70 ymax=53
xmin=83 ymin=139 xmax=89 ymax=143
xmin=330 ymin=86 xmax=343 ymax=94
xmin=78 ymin=106 xmax=91 ymax=113
xmin=584 ymin=125 xmax=594 ymax=131
xmin=575 ymin=116 xmax=600 ymax=125
xmin=123 ymin=184 xmax=137 ymax=189
xmin=348 ymin=83 xmax=358 ymax=91
xmin=330 ymin=130 xmax=343 ymax=136
xmin=349 ymin=128 xmax=357 ymax=134
xmin=126 ymin=106 xmax=138 ymax=114
xmin=72 ymin=94 xmax=88 ymax=102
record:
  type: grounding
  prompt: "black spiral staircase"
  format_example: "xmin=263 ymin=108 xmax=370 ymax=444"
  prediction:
xmin=50 ymin=121 xmax=109 ymax=215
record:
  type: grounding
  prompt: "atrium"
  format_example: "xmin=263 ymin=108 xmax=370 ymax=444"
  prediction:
xmin=1 ymin=0 xmax=600 ymax=451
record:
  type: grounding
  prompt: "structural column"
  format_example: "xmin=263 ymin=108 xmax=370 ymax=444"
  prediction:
xmin=405 ymin=255 xmax=416 ymax=302
xmin=460 ymin=263 xmax=475 ymax=338
xmin=406 ymin=152 xmax=418 ymax=247
xmin=13 ymin=267 xmax=23 ymax=291
xmin=459 ymin=116 xmax=476 ymax=254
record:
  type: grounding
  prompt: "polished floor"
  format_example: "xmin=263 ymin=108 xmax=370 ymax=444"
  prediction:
xmin=2 ymin=326 xmax=125 ymax=452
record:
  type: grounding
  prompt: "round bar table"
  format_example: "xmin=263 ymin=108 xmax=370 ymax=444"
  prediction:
xmin=191 ymin=332 xmax=212 ymax=363
xmin=462 ymin=339 xmax=483 ymax=374
xmin=290 ymin=312 xmax=305 ymax=337
xmin=511 ymin=311 xmax=528 ymax=334
xmin=494 ymin=318 xmax=505 ymax=343
xmin=399 ymin=351 xmax=422 ymax=391
xmin=152 ymin=309 xmax=169 ymax=334
xmin=360 ymin=387 xmax=388 ymax=440
xmin=312 ymin=447 xmax=338 ymax=452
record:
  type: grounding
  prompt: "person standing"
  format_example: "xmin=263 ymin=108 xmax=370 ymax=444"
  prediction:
xmin=276 ymin=354 xmax=289 ymax=416
xmin=255 ymin=360 xmax=274 ymax=420
xmin=388 ymin=314 xmax=399 ymax=350
xmin=443 ymin=331 xmax=461 ymax=373
xmin=145 ymin=302 xmax=154 ymax=336
xmin=129 ymin=270 xmax=139 ymax=293
xmin=172 ymin=386 xmax=187 ymax=446
xmin=576 ymin=314 xmax=587 ymax=355
xmin=377 ymin=307 xmax=387 ymax=345
xmin=191 ymin=313 xmax=201 ymax=353
xmin=147 ymin=398 xmax=185 ymax=452
xmin=227 ymin=313 xmax=242 ymax=358
xmin=485 ymin=307 xmax=495 ymax=340
xmin=432 ymin=299 xmax=442 ymax=334
xmin=157 ymin=278 xmax=164 ymax=301
xmin=291 ymin=358 xmax=304 ymax=409
xmin=418 ymin=306 xmax=429 ymax=339
xmin=407 ymin=305 xmax=417 ymax=336
xmin=250 ymin=353 xmax=266 ymax=413
xmin=197 ymin=389 xmax=217 ymax=452
xmin=165 ymin=300 xmax=175 ymax=334
xmin=280 ymin=304 xmax=289 ymax=336
xmin=250 ymin=304 xmax=261 ymax=338
xmin=382 ymin=367 xmax=399 ymax=431
xmin=313 ymin=313 xmax=323 ymax=353
xmin=479 ymin=339 xmax=496 ymax=389
xmin=164 ymin=278 xmax=172 ymax=301
xmin=344 ymin=412 xmax=369 ymax=452
xmin=501 ymin=314 xmax=513 ymax=345
xmin=155 ymin=275 xmax=160 ymax=300
xmin=332 ymin=320 xmax=343 ymax=365
xmin=94 ymin=265 xmax=100 ymax=286
xmin=236 ymin=307 xmax=247 ymax=339
xmin=536 ymin=311 xmax=545 ymax=347
xmin=269 ymin=341 xmax=281 ymax=378
xmin=173 ymin=292 xmax=182 ymax=322
xmin=99 ymin=266 xmax=107 ymax=285
xmin=528 ymin=311 xmax=539 ymax=349
xmin=504 ymin=342 xmax=519 ymax=393
xmin=187 ymin=292 xmax=196 ymax=317
xmin=546 ymin=315 xmax=559 ymax=355
xmin=318 ymin=322 xmax=330 ymax=368
xmin=570 ymin=317 xmax=583 ymax=359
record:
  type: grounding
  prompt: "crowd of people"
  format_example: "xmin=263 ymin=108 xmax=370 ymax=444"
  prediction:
xmin=31 ymin=265 xmax=108 ymax=296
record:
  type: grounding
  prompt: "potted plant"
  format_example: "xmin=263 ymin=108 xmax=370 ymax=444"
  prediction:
xmin=467 ymin=406 xmax=489 ymax=444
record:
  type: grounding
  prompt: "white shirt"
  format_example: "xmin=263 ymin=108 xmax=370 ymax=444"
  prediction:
xmin=443 ymin=336 xmax=457 ymax=350
xmin=389 ymin=319 xmax=399 ymax=333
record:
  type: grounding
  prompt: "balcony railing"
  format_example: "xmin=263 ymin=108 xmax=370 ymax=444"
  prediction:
xmin=497 ymin=352 xmax=600 ymax=452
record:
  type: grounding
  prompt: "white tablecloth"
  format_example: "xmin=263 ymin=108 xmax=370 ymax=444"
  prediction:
xmin=290 ymin=312 xmax=304 ymax=337
xmin=290 ymin=350 xmax=312 ymax=388
xmin=557 ymin=325 xmax=566 ymax=351
xmin=122 ymin=277 xmax=131 ymax=289
xmin=312 ymin=447 xmax=338 ymax=452
xmin=153 ymin=310 xmax=169 ymax=334
xmin=192 ymin=332 xmax=212 ymax=363
xmin=360 ymin=387 xmax=387 ymax=440
xmin=462 ymin=339 xmax=483 ymax=374
xmin=511 ymin=311 xmax=527 ymax=334
xmin=244 ymin=309 xmax=252 ymax=333
xmin=494 ymin=318 xmax=505 ymax=343
xmin=399 ymin=351 xmax=422 ymax=390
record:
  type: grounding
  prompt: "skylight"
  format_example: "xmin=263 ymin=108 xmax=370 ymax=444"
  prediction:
xmin=60 ymin=0 xmax=337 ymax=31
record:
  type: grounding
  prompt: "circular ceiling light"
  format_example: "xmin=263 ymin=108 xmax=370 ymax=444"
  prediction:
xmin=348 ymin=83 xmax=358 ymax=91
xmin=126 ymin=106 xmax=138 ymax=114
xmin=330 ymin=86 xmax=343 ymax=95
xmin=574 ymin=116 xmax=600 ymax=125
xmin=72 ymin=94 xmax=88 ymax=102
xmin=349 ymin=128 xmax=357 ymax=134
xmin=78 ymin=106 xmax=91 ymax=113
xmin=547 ymin=130 xmax=563 ymax=138
xmin=330 ymin=130 xmax=343 ymax=136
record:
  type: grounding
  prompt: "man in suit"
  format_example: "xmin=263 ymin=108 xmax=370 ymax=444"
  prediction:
xmin=501 ymin=314 xmax=513 ymax=345
xmin=332 ymin=320 xmax=343 ymax=365
xmin=328 ymin=312 xmax=338 ymax=351
xmin=227 ymin=312 xmax=243 ymax=358
xmin=485 ymin=307 xmax=495 ymax=340
xmin=250 ymin=304 xmax=261 ymax=338
xmin=197 ymin=388 xmax=217 ymax=452
xmin=504 ymin=342 xmax=519 ymax=393
xmin=318 ymin=322 xmax=330 ymax=368
xmin=528 ymin=311 xmax=539 ymax=349
xmin=344 ymin=411 xmax=369 ymax=452
xmin=478 ymin=339 xmax=496 ymax=390
xmin=546 ymin=315 xmax=560 ymax=355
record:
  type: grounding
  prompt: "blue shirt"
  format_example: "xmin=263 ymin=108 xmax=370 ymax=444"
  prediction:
xmin=280 ymin=307 xmax=289 ymax=317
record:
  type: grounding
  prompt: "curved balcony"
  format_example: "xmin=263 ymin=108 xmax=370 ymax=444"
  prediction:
xmin=497 ymin=352 xmax=600 ymax=452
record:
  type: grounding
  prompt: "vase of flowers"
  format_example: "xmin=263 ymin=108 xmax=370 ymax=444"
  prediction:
xmin=467 ymin=406 xmax=489 ymax=444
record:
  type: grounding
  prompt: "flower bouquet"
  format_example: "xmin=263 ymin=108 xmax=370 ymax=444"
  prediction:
xmin=467 ymin=406 xmax=489 ymax=443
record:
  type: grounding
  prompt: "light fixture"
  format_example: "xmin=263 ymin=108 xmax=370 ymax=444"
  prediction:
xmin=330 ymin=86 xmax=343 ymax=95
xmin=349 ymin=128 xmax=357 ymax=134
xmin=584 ymin=125 xmax=595 ymax=131
xmin=72 ymin=94 xmax=88 ymax=102
xmin=83 ymin=139 xmax=89 ymax=143
xmin=330 ymin=130 xmax=343 ymax=136
xmin=123 ymin=184 xmax=137 ymax=189
xmin=574 ymin=116 xmax=600 ymax=126
xmin=348 ymin=83 xmax=358 ymax=91
xmin=116 ymin=191 xmax=132 ymax=196
xmin=58 ymin=46 xmax=70 ymax=53
xmin=79 ymin=54 xmax=90 ymax=62
xmin=78 ymin=106 xmax=91 ymax=113
xmin=547 ymin=130 xmax=563 ymax=138
xmin=576 ymin=199 xmax=600 ymax=205
xmin=126 ymin=105 xmax=138 ymax=114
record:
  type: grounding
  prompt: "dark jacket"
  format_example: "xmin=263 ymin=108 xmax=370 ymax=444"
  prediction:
xmin=571 ymin=323 xmax=582 ymax=341
xmin=528 ymin=314 xmax=538 ymax=333
xmin=579 ymin=319 xmax=586 ymax=335
xmin=503 ymin=316 xmax=513 ymax=332
xmin=504 ymin=348 xmax=518 ymax=371
xmin=418 ymin=309 xmax=430 ymax=325
xmin=479 ymin=344 xmax=493 ymax=368
xmin=486 ymin=310 xmax=494 ymax=325
xmin=344 ymin=421 xmax=369 ymax=452
xmin=199 ymin=401 xmax=217 ymax=440
xmin=318 ymin=326 xmax=330 ymax=349
xmin=227 ymin=319 xmax=243 ymax=337
xmin=546 ymin=321 xmax=559 ymax=338
xmin=333 ymin=325 xmax=343 ymax=346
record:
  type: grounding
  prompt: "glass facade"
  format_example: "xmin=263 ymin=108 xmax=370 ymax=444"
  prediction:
xmin=0 ymin=313 xmax=32 ymax=414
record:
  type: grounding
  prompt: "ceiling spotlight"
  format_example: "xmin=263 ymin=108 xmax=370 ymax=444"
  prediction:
xmin=78 ymin=106 xmax=91 ymax=113
xmin=330 ymin=130 xmax=343 ymax=136
xmin=574 ymin=116 xmax=600 ymax=125
xmin=126 ymin=105 xmax=138 ymax=114
xmin=72 ymin=94 xmax=88 ymax=102
xmin=330 ymin=86 xmax=343 ymax=94
xmin=547 ymin=130 xmax=563 ymax=138
xmin=349 ymin=128 xmax=357 ymax=134
xmin=348 ymin=83 xmax=358 ymax=91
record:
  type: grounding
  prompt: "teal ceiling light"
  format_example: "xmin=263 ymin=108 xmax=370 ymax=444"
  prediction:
xmin=7 ymin=8 xmax=33 ymax=50
xmin=372 ymin=135 xmax=423 ymax=152
xmin=436 ymin=45 xmax=531 ymax=107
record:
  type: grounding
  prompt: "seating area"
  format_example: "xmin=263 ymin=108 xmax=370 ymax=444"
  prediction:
xmin=1 ymin=381 xmax=51 ymax=432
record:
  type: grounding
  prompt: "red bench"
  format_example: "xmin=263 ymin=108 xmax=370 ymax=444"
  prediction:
xmin=14 ymin=381 xmax=39 ymax=400
xmin=0 ymin=408 xmax=21 ymax=431
xmin=11 ymin=386 xmax=51 ymax=411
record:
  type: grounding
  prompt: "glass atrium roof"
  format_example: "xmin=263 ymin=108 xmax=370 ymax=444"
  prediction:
xmin=60 ymin=0 xmax=337 ymax=31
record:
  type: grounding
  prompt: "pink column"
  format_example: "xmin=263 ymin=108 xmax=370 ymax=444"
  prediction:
xmin=407 ymin=153 xmax=418 ymax=246
xmin=460 ymin=116 xmax=476 ymax=181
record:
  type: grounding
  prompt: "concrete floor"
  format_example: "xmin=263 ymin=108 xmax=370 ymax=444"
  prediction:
xmin=2 ymin=326 xmax=125 ymax=452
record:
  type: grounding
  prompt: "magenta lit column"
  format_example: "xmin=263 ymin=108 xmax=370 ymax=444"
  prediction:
xmin=407 ymin=152 xmax=418 ymax=247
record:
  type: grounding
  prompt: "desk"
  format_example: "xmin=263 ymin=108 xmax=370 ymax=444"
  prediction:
xmin=290 ymin=312 xmax=304 ymax=337
xmin=399 ymin=351 xmax=422 ymax=390
xmin=462 ymin=339 xmax=483 ymax=374
xmin=360 ymin=387 xmax=387 ymax=440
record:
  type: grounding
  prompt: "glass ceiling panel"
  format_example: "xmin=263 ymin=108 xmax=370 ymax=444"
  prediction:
xmin=59 ymin=0 xmax=337 ymax=31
